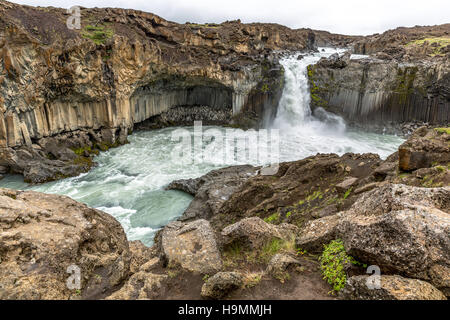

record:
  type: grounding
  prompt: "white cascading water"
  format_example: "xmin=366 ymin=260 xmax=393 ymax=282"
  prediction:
xmin=272 ymin=50 xmax=339 ymax=125
xmin=0 ymin=48 xmax=404 ymax=245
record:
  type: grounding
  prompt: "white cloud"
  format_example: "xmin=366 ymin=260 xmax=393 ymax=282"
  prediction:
xmin=9 ymin=0 xmax=450 ymax=35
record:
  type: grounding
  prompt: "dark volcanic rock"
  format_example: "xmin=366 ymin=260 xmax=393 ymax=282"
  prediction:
xmin=201 ymin=272 xmax=244 ymax=299
xmin=167 ymin=165 xmax=258 ymax=221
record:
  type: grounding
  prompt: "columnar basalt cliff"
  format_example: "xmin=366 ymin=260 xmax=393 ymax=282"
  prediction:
xmin=1 ymin=1 xmax=352 ymax=182
xmin=308 ymin=25 xmax=450 ymax=133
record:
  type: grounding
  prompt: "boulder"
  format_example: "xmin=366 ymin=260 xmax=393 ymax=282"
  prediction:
xmin=342 ymin=275 xmax=447 ymax=300
xmin=295 ymin=214 xmax=341 ymax=253
xmin=0 ymin=188 xmax=131 ymax=300
xmin=221 ymin=217 xmax=298 ymax=250
xmin=335 ymin=177 xmax=358 ymax=193
xmin=160 ymin=219 xmax=222 ymax=274
xmin=266 ymin=253 xmax=301 ymax=279
xmin=295 ymin=183 xmax=450 ymax=294
xmin=201 ymin=272 xmax=243 ymax=299
xmin=339 ymin=184 xmax=450 ymax=293
xmin=398 ymin=127 xmax=450 ymax=171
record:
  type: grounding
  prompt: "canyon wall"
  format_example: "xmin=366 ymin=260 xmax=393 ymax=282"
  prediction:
xmin=308 ymin=23 xmax=450 ymax=134
xmin=1 ymin=1 xmax=339 ymax=181
xmin=308 ymin=56 xmax=449 ymax=132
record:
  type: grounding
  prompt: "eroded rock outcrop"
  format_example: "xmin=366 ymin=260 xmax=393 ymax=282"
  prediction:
xmin=398 ymin=126 xmax=450 ymax=171
xmin=0 ymin=188 xmax=131 ymax=299
xmin=167 ymin=165 xmax=258 ymax=221
xmin=296 ymin=183 xmax=450 ymax=294
xmin=221 ymin=217 xmax=298 ymax=250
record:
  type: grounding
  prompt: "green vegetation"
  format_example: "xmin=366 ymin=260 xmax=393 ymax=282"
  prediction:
xmin=82 ymin=24 xmax=114 ymax=45
xmin=260 ymin=237 xmax=296 ymax=263
xmin=394 ymin=67 xmax=418 ymax=104
xmin=307 ymin=65 xmax=329 ymax=108
xmin=406 ymin=37 xmax=450 ymax=56
xmin=343 ymin=187 xmax=352 ymax=200
xmin=307 ymin=189 xmax=323 ymax=202
xmin=264 ymin=212 xmax=280 ymax=224
xmin=435 ymin=127 xmax=450 ymax=135
xmin=71 ymin=145 xmax=98 ymax=156
xmin=319 ymin=239 xmax=359 ymax=292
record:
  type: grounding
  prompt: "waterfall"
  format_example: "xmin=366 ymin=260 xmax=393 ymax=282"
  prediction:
xmin=272 ymin=48 xmax=347 ymax=133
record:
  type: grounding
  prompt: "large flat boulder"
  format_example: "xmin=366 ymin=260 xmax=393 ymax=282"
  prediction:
xmin=160 ymin=219 xmax=222 ymax=274
xmin=0 ymin=188 xmax=131 ymax=300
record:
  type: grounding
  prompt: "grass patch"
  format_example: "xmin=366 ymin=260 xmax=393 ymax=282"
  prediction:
xmin=343 ymin=187 xmax=352 ymax=200
xmin=406 ymin=37 xmax=450 ymax=56
xmin=319 ymin=239 xmax=360 ymax=293
xmin=260 ymin=237 xmax=296 ymax=263
xmin=435 ymin=127 xmax=450 ymax=135
xmin=82 ymin=24 xmax=114 ymax=45
xmin=264 ymin=212 xmax=280 ymax=224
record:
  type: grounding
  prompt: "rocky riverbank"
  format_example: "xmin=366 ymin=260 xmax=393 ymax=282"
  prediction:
xmin=1 ymin=127 xmax=448 ymax=300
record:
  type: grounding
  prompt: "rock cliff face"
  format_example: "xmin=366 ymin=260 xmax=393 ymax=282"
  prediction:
xmin=0 ymin=1 xmax=351 ymax=182
xmin=308 ymin=25 xmax=450 ymax=133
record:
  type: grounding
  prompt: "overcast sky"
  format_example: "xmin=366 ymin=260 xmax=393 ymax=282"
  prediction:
xmin=9 ymin=0 xmax=450 ymax=35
